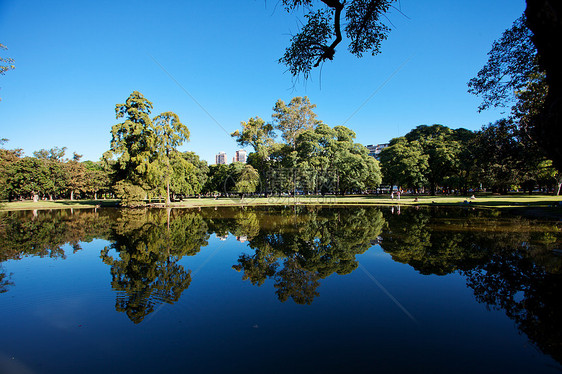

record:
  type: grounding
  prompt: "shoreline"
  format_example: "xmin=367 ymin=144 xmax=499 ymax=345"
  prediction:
xmin=2 ymin=195 xmax=561 ymax=212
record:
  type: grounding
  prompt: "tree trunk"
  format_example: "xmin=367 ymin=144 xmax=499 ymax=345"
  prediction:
xmin=166 ymin=181 xmax=171 ymax=206
xmin=70 ymin=190 xmax=74 ymax=201
xmin=32 ymin=193 xmax=39 ymax=202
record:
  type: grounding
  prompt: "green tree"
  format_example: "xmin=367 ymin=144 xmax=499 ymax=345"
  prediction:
xmin=180 ymin=151 xmax=209 ymax=193
xmin=83 ymin=160 xmax=111 ymax=199
xmin=107 ymin=91 xmax=155 ymax=192
xmin=379 ymin=137 xmax=428 ymax=192
xmin=278 ymin=0 xmax=394 ymax=79
xmin=272 ymin=96 xmax=320 ymax=148
xmin=64 ymin=153 xmax=86 ymax=200
xmin=169 ymin=157 xmax=200 ymax=198
xmin=5 ymin=157 xmax=51 ymax=201
xmin=473 ymin=119 xmax=525 ymax=194
xmin=0 ymin=139 xmax=22 ymax=200
xmin=404 ymin=125 xmax=463 ymax=195
xmin=234 ymin=164 xmax=260 ymax=199
xmin=468 ymin=14 xmax=562 ymax=176
xmin=152 ymin=111 xmax=190 ymax=205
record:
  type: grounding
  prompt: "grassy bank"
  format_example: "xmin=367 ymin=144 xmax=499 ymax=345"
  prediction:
xmin=2 ymin=194 xmax=561 ymax=211
xmin=0 ymin=199 xmax=119 ymax=211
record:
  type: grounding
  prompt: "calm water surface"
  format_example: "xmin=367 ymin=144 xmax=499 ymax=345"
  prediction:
xmin=0 ymin=206 xmax=561 ymax=373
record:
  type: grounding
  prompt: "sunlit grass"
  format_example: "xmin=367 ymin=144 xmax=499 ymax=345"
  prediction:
xmin=1 ymin=194 xmax=561 ymax=211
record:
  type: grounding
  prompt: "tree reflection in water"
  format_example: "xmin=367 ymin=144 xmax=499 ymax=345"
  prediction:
xmin=380 ymin=206 xmax=562 ymax=364
xmin=0 ymin=206 xmax=561 ymax=363
xmin=100 ymin=209 xmax=209 ymax=324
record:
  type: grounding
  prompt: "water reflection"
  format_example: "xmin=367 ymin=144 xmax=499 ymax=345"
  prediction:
xmin=100 ymin=209 xmax=209 ymax=323
xmin=0 ymin=206 xmax=561 ymax=363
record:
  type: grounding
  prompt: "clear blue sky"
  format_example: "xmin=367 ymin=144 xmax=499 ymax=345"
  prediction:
xmin=0 ymin=0 xmax=525 ymax=163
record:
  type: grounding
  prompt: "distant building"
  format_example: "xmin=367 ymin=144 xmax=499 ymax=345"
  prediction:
xmin=366 ymin=143 xmax=389 ymax=160
xmin=234 ymin=149 xmax=247 ymax=163
xmin=215 ymin=151 xmax=227 ymax=165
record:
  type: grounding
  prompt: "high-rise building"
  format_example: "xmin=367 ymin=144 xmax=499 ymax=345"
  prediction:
xmin=215 ymin=151 xmax=227 ymax=165
xmin=366 ymin=144 xmax=389 ymax=159
xmin=234 ymin=149 xmax=247 ymax=163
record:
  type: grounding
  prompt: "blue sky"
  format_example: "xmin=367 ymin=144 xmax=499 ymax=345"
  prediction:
xmin=0 ymin=0 xmax=525 ymax=163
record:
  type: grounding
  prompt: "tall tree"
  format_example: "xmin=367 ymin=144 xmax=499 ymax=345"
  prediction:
xmin=272 ymin=96 xmax=320 ymax=148
xmin=468 ymin=13 xmax=561 ymax=174
xmin=525 ymin=0 xmax=562 ymax=173
xmin=152 ymin=112 xmax=190 ymax=205
xmin=379 ymin=137 xmax=428 ymax=192
xmin=107 ymin=91 xmax=155 ymax=190
xmin=64 ymin=153 xmax=86 ymax=200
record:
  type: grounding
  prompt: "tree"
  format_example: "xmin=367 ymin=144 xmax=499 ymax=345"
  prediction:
xmin=5 ymin=157 xmax=51 ymax=201
xmin=0 ymin=139 xmax=22 ymax=200
xmin=106 ymin=91 xmax=192 ymax=205
xmin=33 ymin=146 xmax=67 ymax=162
xmin=169 ymin=157 xmax=200 ymax=198
xmin=107 ymin=91 xmax=155 ymax=191
xmin=468 ymin=16 xmax=539 ymax=112
xmin=203 ymin=164 xmax=230 ymax=195
xmin=231 ymin=117 xmax=275 ymax=165
xmin=83 ymin=160 xmax=111 ymax=199
xmin=272 ymin=96 xmax=320 ymax=148
xmin=379 ymin=137 xmax=428 ymax=192
xmin=152 ymin=111 xmax=190 ymax=205
xmin=295 ymin=123 xmax=382 ymax=194
xmin=0 ymin=43 xmax=15 ymax=101
xmin=468 ymin=13 xmax=562 ymax=175
xmin=525 ymin=0 xmax=562 ymax=173
xmin=234 ymin=164 xmax=260 ymax=200
xmin=180 ymin=151 xmax=209 ymax=193
xmin=278 ymin=0 xmax=394 ymax=79
xmin=64 ymin=153 xmax=86 ymax=200
xmin=472 ymin=119 xmax=523 ymax=194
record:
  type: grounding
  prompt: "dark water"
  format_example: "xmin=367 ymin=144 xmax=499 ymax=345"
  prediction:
xmin=0 ymin=206 xmax=561 ymax=373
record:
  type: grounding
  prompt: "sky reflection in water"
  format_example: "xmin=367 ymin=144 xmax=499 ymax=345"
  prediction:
xmin=0 ymin=206 xmax=561 ymax=373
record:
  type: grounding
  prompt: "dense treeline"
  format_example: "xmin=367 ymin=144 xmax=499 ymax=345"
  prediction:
xmin=2 ymin=61 xmax=561 ymax=204
xmin=379 ymin=122 xmax=561 ymax=195
xmin=0 ymin=94 xmax=383 ymax=206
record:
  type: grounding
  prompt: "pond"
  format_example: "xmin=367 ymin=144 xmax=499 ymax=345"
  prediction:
xmin=0 ymin=206 xmax=561 ymax=373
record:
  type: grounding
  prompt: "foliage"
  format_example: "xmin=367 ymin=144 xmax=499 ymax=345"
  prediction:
xmin=100 ymin=209 xmax=208 ymax=323
xmin=468 ymin=12 xmax=562 ymax=175
xmin=0 ymin=43 xmax=15 ymax=101
xmin=279 ymin=0 xmax=394 ymax=79
xmin=379 ymin=137 xmax=428 ymax=191
xmin=113 ymin=180 xmax=146 ymax=207
xmin=234 ymin=164 xmax=260 ymax=195
xmin=468 ymin=15 xmax=539 ymax=111
xmin=152 ymin=111 xmax=190 ymax=204
xmin=107 ymin=91 xmax=156 ymax=188
xmin=232 ymin=98 xmax=382 ymax=195
xmin=272 ymin=96 xmax=320 ymax=148
xmin=106 ymin=91 xmax=193 ymax=205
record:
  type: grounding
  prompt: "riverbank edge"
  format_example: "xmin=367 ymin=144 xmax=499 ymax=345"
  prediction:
xmin=2 ymin=195 xmax=561 ymax=213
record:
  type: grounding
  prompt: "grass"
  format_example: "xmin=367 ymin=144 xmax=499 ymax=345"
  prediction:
xmin=0 ymin=199 xmax=119 ymax=211
xmin=1 ymin=194 xmax=561 ymax=211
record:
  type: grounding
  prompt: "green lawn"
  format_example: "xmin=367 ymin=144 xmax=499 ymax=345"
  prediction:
xmin=2 ymin=194 xmax=561 ymax=211
xmin=0 ymin=199 xmax=119 ymax=211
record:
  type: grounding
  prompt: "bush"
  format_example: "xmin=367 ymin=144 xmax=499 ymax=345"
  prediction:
xmin=113 ymin=181 xmax=146 ymax=207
